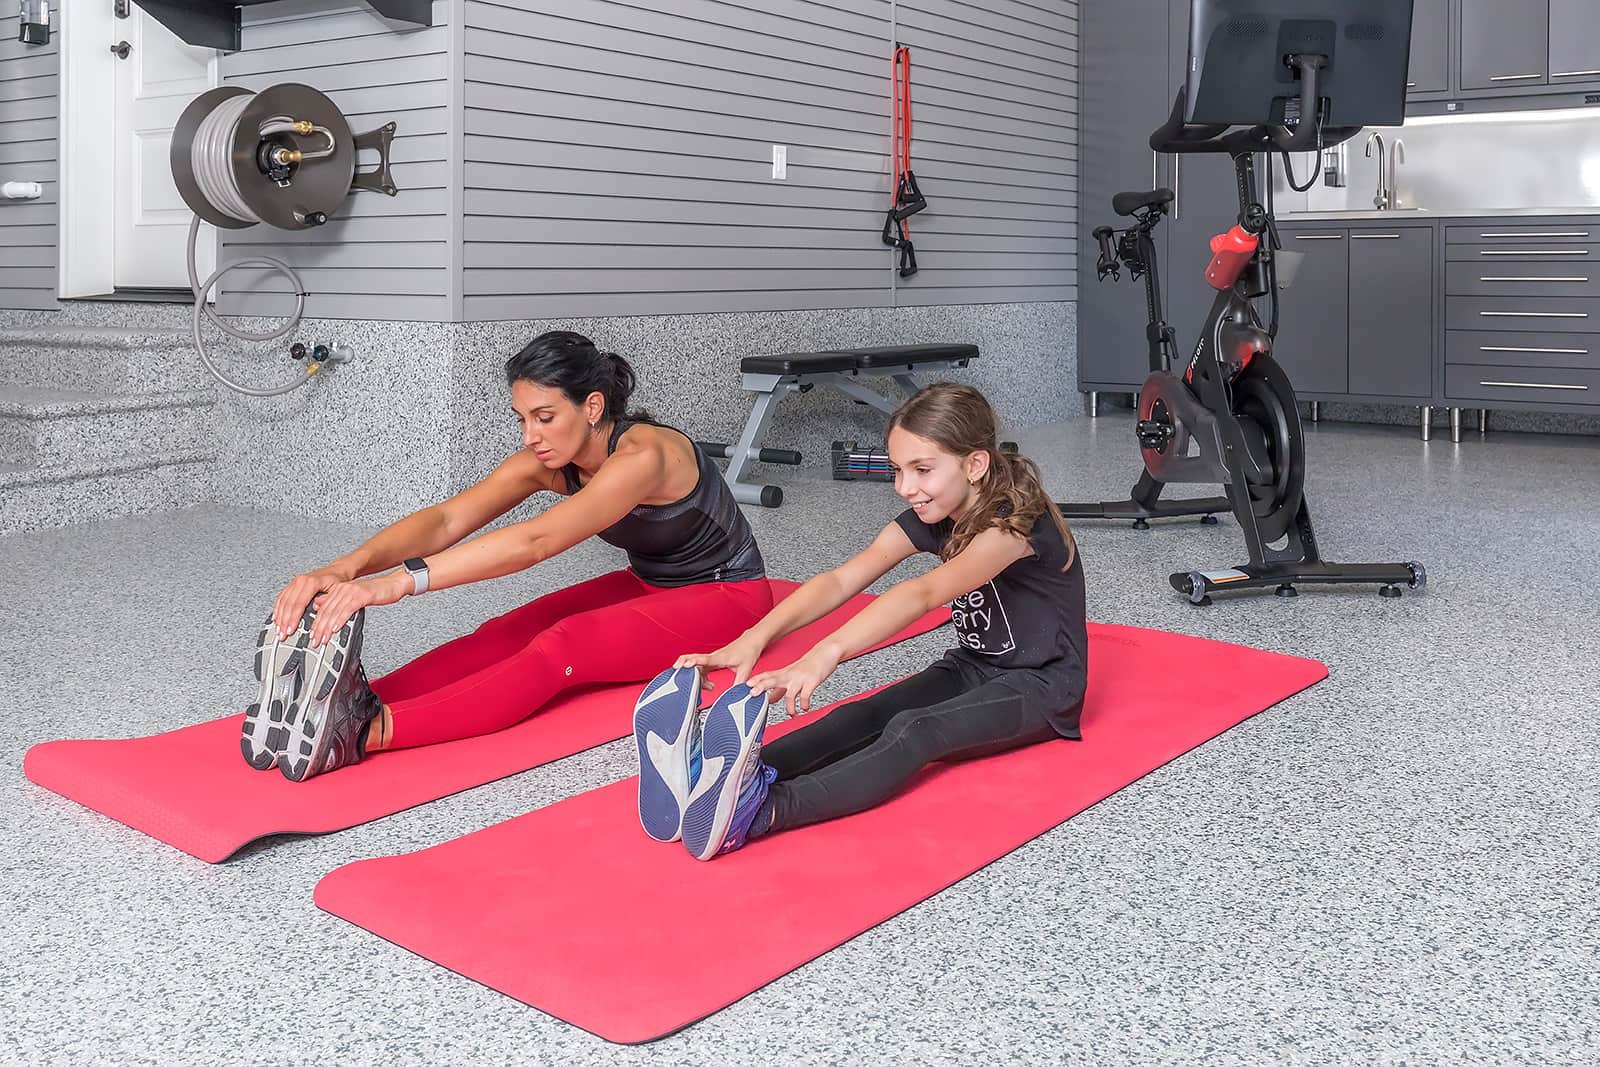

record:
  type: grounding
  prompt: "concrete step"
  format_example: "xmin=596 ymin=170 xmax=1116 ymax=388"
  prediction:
xmin=0 ymin=326 xmax=212 ymax=394
xmin=0 ymin=386 xmax=217 ymax=466
xmin=0 ymin=450 xmax=215 ymax=535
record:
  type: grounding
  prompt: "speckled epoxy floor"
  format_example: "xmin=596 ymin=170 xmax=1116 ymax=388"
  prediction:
xmin=3 ymin=414 xmax=1597 ymax=1064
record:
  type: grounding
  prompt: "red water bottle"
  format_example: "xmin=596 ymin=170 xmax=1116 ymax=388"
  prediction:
xmin=1205 ymin=225 xmax=1260 ymax=290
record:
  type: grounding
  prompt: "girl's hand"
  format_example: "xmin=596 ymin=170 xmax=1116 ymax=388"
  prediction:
xmin=273 ymin=565 xmax=354 ymax=639
xmin=675 ymin=632 xmax=767 ymax=691
xmin=308 ymin=570 xmax=412 ymax=647
xmin=747 ymin=647 xmax=841 ymax=719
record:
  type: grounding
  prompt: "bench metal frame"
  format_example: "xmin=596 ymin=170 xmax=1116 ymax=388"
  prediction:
xmin=719 ymin=356 xmax=973 ymax=507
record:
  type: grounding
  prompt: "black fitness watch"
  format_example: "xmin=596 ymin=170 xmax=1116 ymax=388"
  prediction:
xmin=402 ymin=557 xmax=430 ymax=595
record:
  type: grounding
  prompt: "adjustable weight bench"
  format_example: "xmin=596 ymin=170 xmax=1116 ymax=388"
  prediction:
xmin=699 ymin=343 xmax=980 ymax=507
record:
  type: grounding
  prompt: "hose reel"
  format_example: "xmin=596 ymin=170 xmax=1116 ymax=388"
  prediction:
xmin=168 ymin=83 xmax=399 ymax=396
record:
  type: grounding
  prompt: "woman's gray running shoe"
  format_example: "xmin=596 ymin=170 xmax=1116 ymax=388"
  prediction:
xmin=279 ymin=608 xmax=382 ymax=782
xmin=240 ymin=609 xmax=312 ymax=770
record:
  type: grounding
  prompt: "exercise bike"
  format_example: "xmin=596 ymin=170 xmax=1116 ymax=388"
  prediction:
xmin=1059 ymin=47 xmax=1425 ymax=605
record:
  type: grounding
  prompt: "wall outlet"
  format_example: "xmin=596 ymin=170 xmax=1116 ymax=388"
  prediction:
xmin=771 ymin=144 xmax=787 ymax=180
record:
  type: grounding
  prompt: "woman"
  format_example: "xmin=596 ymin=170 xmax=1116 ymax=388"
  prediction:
xmin=243 ymin=330 xmax=772 ymax=782
xmin=635 ymin=382 xmax=1086 ymax=859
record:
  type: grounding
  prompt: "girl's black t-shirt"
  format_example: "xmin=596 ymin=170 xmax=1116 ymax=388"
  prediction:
xmin=894 ymin=508 xmax=1089 ymax=737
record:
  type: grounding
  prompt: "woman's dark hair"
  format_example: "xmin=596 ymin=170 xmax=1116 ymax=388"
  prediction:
xmin=887 ymin=382 xmax=1076 ymax=567
xmin=503 ymin=330 xmax=651 ymax=425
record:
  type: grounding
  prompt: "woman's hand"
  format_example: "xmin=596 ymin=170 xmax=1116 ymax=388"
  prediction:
xmin=747 ymin=646 xmax=841 ymax=719
xmin=675 ymin=631 xmax=767 ymax=691
xmin=273 ymin=565 xmax=355 ymax=639
xmin=308 ymin=570 xmax=412 ymax=647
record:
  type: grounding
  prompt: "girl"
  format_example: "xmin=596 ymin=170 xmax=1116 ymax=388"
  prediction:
xmin=632 ymin=382 xmax=1086 ymax=859
xmin=246 ymin=330 xmax=772 ymax=782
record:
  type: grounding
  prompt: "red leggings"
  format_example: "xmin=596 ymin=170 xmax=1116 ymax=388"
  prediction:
xmin=370 ymin=570 xmax=774 ymax=750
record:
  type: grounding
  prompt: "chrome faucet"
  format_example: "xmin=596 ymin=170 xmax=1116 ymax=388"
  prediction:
xmin=1388 ymin=138 xmax=1407 ymax=210
xmin=1364 ymin=131 xmax=1388 ymax=209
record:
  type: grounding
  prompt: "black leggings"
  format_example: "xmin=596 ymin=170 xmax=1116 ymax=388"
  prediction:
xmin=761 ymin=660 xmax=1064 ymax=835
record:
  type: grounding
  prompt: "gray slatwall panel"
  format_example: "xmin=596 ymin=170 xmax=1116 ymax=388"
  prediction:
xmin=895 ymin=0 xmax=1077 ymax=305
xmin=464 ymin=84 xmax=885 ymax=156
xmin=462 ymin=289 xmax=891 ymax=319
xmin=460 ymin=0 xmax=892 ymax=319
xmin=465 ymin=23 xmax=882 ymax=110
xmin=472 ymin=0 xmax=881 ymax=78
xmin=216 ymin=0 xmax=452 ymax=320
xmin=463 ymin=215 xmax=881 ymax=249
xmin=465 ymin=268 xmax=887 ymax=295
xmin=0 ymin=11 xmax=58 ymax=311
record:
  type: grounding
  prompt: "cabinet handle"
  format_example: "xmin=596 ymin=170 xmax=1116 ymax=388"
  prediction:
xmin=1152 ymin=149 xmax=1159 ymax=192
xmin=1552 ymin=69 xmax=1600 ymax=78
xmin=1478 ymin=380 xmax=1589 ymax=391
xmin=1478 ymin=311 xmax=1589 ymax=318
xmin=1480 ymin=345 xmax=1590 ymax=355
xmin=1478 ymin=276 xmax=1590 ymax=283
xmin=1479 ymin=232 xmax=1589 ymax=238
xmin=1479 ymin=250 xmax=1590 ymax=256
xmin=1489 ymin=73 xmax=1543 ymax=81
xmin=1172 ymin=155 xmax=1180 ymax=221
xmin=1294 ymin=234 xmax=1344 ymax=240
xmin=1351 ymin=234 xmax=1401 ymax=239
xmin=1405 ymin=81 xmax=1417 ymax=87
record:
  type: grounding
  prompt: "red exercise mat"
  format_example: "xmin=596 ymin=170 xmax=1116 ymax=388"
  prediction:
xmin=315 ymin=622 xmax=1327 ymax=1044
xmin=23 ymin=580 xmax=948 ymax=862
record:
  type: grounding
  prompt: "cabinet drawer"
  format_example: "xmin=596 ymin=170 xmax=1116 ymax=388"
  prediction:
xmin=1445 ymin=296 xmax=1600 ymax=332
xmin=1445 ymin=330 xmax=1600 ymax=370
xmin=1445 ymin=261 xmax=1600 ymax=298
xmin=1446 ymin=242 xmax=1600 ymax=263
xmin=1446 ymin=225 xmax=1599 ymax=244
xmin=1445 ymin=364 xmax=1600 ymax=405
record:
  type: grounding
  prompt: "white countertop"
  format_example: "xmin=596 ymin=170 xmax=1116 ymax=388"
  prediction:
xmin=1277 ymin=206 xmax=1600 ymax=221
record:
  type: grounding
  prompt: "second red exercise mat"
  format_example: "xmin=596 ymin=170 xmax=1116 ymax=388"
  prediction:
xmin=315 ymin=622 xmax=1328 ymax=1043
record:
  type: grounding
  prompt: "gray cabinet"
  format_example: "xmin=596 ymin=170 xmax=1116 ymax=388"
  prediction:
xmin=1349 ymin=229 xmax=1433 ymax=398
xmin=1273 ymin=233 xmax=1350 ymax=396
xmin=1460 ymin=0 xmax=1549 ymax=91
xmin=1272 ymin=226 xmax=1434 ymax=400
xmin=1406 ymin=0 xmax=1450 ymax=95
xmin=1077 ymin=0 xmax=1247 ymax=393
xmin=1549 ymin=0 xmax=1600 ymax=86
xmin=1076 ymin=0 xmax=1173 ymax=389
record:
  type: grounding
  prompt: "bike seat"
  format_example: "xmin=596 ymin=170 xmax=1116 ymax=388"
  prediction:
xmin=1112 ymin=188 xmax=1174 ymax=217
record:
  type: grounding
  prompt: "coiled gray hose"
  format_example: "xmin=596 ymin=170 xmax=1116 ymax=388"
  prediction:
xmin=184 ymin=95 xmax=314 ymax=398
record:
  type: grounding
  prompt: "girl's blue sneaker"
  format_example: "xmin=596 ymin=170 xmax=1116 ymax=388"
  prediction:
xmin=632 ymin=667 xmax=704 ymax=843
xmin=681 ymin=684 xmax=773 ymax=861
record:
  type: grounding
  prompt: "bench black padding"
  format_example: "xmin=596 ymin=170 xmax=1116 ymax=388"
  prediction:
xmin=848 ymin=343 xmax=980 ymax=368
xmin=740 ymin=351 xmax=861 ymax=375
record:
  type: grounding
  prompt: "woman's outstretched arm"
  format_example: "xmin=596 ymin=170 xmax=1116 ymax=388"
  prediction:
xmin=272 ymin=449 xmax=554 ymax=637
xmin=305 ymin=442 xmax=666 ymax=645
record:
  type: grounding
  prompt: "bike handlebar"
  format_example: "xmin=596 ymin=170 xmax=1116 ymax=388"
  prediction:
xmin=1149 ymin=55 xmax=1362 ymax=156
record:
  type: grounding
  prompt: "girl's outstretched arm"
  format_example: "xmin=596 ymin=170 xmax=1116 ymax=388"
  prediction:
xmin=676 ymin=519 xmax=920 ymax=687
xmin=750 ymin=526 xmax=1033 ymax=717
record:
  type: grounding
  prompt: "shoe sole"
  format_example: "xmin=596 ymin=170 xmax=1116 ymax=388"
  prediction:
xmin=681 ymin=686 xmax=768 ymax=862
xmin=240 ymin=610 xmax=311 ymax=770
xmin=633 ymin=667 xmax=702 ymax=843
xmin=279 ymin=610 xmax=365 ymax=782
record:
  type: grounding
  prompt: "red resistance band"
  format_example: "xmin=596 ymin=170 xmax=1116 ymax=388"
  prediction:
xmin=881 ymin=45 xmax=928 ymax=278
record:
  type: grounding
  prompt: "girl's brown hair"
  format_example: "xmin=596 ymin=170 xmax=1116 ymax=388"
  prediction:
xmin=887 ymin=382 xmax=1077 ymax=567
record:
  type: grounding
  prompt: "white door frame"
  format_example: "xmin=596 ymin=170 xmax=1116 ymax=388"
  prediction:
xmin=58 ymin=3 xmax=218 ymax=298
